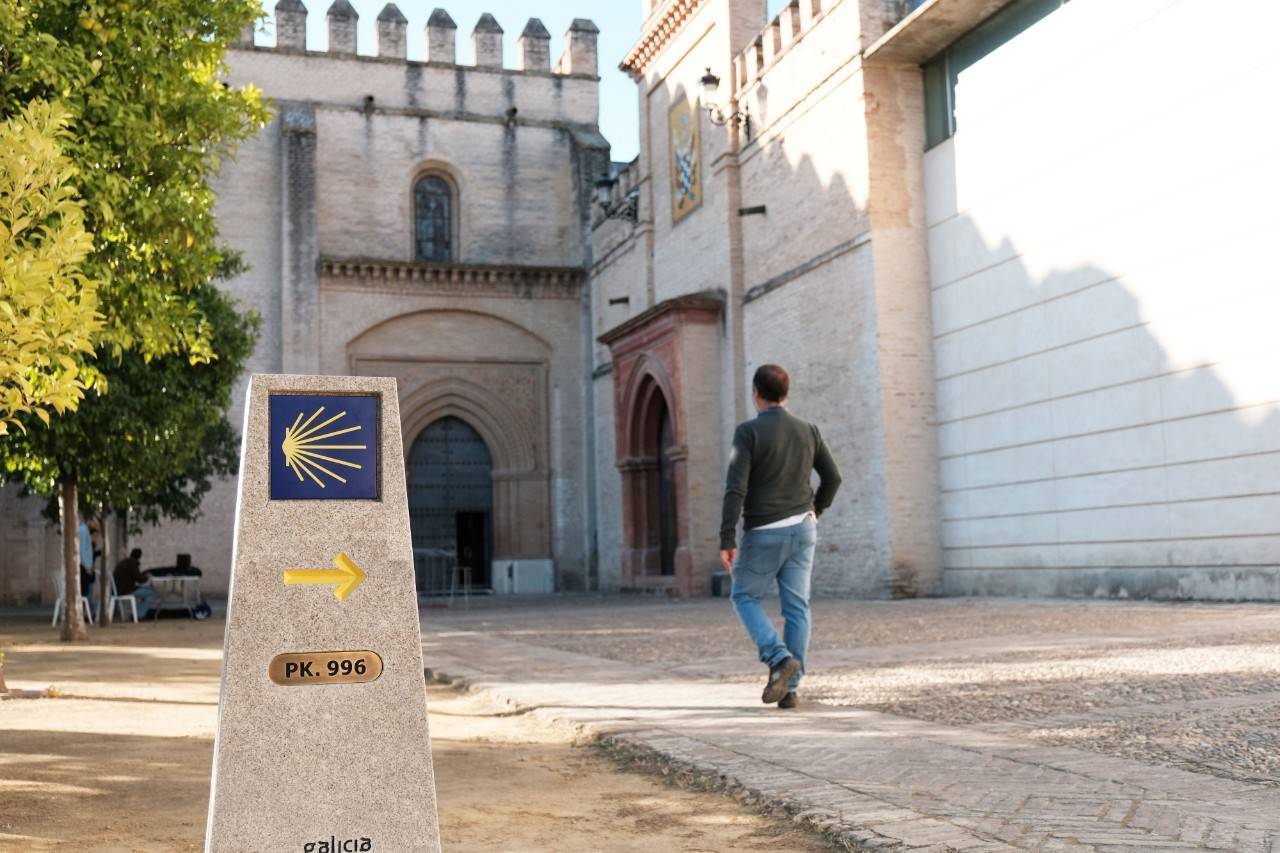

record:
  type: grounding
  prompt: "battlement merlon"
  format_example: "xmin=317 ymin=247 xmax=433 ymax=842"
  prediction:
xmin=376 ymin=4 xmax=408 ymax=60
xmin=247 ymin=3 xmax=600 ymax=80
xmin=326 ymin=0 xmax=358 ymax=56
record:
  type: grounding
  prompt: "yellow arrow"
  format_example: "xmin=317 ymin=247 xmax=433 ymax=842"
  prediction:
xmin=283 ymin=552 xmax=366 ymax=601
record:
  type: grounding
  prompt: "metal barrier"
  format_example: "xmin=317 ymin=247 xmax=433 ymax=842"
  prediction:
xmin=412 ymin=547 xmax=470 ymax=608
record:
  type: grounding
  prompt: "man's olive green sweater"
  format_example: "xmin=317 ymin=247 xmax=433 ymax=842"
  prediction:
xmin=719 ymin=406 xmax=843 ymax=549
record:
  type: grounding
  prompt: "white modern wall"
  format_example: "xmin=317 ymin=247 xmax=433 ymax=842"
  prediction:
xmin=928 ymin=0 xmax=1280 ymax=598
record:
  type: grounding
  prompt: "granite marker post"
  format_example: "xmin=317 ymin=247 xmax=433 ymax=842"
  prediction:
xmin=205 ymin=374 xmax=440 ymax=852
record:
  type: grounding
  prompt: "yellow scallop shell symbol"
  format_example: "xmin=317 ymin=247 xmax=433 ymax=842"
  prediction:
xmin=281 ymin=406 xmax=367 ymax=488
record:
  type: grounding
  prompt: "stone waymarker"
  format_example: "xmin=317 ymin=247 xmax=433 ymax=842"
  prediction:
xmin=206 ymin=374 xmax=440 ymax=853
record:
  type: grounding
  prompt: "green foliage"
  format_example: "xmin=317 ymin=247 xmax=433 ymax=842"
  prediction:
xmin=0 ymin=0 xmax=269 ymax=362
xmin=0 ymin=100 xmax=102 ymax=435
xmin=3 ymin=278 xmax=259 ymax=527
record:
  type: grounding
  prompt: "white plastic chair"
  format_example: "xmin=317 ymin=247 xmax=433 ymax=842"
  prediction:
xmin=109 ymin=575 xmax=138 ymax=623
xmin=52 ymin=571 xmax=95 ymax=627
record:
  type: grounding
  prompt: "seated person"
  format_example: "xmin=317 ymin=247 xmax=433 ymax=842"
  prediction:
xmin=114 ymin=548 xmax=157 ymax=619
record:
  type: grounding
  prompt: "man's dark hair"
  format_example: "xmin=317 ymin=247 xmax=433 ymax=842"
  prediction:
xmin=753 ymin=364 xmax=790 ymax=403
xmin=130 ymin=548 xmax=142 ymax=558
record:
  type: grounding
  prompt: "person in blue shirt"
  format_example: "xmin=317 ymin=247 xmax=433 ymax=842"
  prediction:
xmin=78 ymin=520 xmax=96 ymax=615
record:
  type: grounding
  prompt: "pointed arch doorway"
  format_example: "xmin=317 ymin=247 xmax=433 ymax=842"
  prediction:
xmin=408 ymin=416 xmax=493 ymax=590
xmin=642 ymin=383 xmax=679 ymax=577
xmin=617 ymin=370 xmax=691 ymax=591
xmin=599 ymin=292 xmax=724 ymax=595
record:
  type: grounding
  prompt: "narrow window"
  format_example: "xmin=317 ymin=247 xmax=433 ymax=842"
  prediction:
xmin=414 ymin=175 xmax=452 ymax=263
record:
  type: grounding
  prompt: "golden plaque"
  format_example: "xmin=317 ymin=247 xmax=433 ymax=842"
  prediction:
xmin=268 ymin=650 xmax=384 ymax=686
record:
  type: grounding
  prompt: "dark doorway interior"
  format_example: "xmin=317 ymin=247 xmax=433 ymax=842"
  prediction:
xmin=638 ymin=385 xmax=678 ymax=578
xmin=408 ymin=416 xmax=493 ymax=589
xmin=657 ymin=405 xmax=677 ymax=576
xmin=455 ymin=511 xmax=488 ymax=584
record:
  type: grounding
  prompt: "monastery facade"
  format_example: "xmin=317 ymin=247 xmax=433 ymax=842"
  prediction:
xmin=3 ymin=0 xmax=1277 ymax=603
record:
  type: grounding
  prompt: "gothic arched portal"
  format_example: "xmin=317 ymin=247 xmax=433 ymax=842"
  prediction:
xmin=407 ymin=416 xmax=493 ymax=589
xmin=346 ymin=309 xmax=559 ymax=588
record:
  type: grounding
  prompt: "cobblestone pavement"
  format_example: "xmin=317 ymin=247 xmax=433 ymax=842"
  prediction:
xmin=421 ymin=596 xmax=1280 ymax=851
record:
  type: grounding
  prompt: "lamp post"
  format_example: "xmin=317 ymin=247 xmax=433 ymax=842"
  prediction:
xmin=699 ymin=68 xmax=749 ymax=130
xmin=594 ymin=175 xmax=639 ymax=223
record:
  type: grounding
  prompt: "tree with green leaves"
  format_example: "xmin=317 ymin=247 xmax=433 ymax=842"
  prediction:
xmin=0 ymin=100 xmax=102 ymax=436
xmin=0 ymin=0 xmax=269 ymax=361
xmin=4 ymin=279 xmax=258 ymax=633
xmin=0 ymin=0 xmax=269 ymax=639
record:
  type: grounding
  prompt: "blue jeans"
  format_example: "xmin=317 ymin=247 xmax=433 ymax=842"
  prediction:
xmin=731 ymin=516 xmax=815 ymax=691
xmin=132 ymin=585 xmax=158 ymax=619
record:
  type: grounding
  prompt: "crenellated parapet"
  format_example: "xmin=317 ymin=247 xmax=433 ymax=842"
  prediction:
xmin=249 ymin=2 xmax=599 ymax=79
xmin=732 ymin=0 xmax=829 ymax=95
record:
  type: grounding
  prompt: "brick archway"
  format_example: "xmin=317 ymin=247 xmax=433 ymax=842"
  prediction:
xmin=616 ymin=362 xmax=690 ymax=588
xmin=600 ymin=294 xmax=723 ymax=595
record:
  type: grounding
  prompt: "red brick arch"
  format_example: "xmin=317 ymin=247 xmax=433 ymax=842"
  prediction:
xmin=599 ymin=294 xmax=722 ymax=595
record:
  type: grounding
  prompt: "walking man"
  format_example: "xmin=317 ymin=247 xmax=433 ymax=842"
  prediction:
xmin=720 ymin=365 xmax=842 ymax=708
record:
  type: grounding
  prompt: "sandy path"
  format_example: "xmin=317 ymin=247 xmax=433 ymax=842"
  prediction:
xmin=0 ymin=616 xmax=828 ymax=852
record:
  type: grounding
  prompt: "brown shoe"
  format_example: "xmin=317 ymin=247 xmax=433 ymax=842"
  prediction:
xmin=778 ymin=691 xmax=798 ymax=709
xmin=762 ymin=657 xmax=801 ymax=704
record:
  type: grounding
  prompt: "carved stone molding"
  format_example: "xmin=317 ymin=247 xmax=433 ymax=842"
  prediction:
xmin=620 ymin=0 xmax=709 ymax=80
xmin=321 ymin=258 xmax=584 ymax=300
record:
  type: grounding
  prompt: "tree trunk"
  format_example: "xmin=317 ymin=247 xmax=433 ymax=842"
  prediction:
xmin=60 ymin=479 xmax=88 ymax=642
xmin=98 ymin=507 xmax=114 ymax=626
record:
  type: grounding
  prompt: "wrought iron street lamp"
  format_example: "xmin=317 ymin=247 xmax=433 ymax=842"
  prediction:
xmin=699 ymin=68 xmax=749 ymax=130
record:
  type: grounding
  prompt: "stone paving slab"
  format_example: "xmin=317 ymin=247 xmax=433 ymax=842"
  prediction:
xmin=668 ymin=612 xmax=1280 ymax=681
xmin=422 ymin=625 xmax=1280 ymax=852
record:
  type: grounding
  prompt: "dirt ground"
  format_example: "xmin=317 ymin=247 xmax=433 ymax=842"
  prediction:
xmin=0 ymin=614 xmax=830 ymax=852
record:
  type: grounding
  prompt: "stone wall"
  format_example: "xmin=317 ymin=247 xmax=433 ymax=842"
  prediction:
xmin=633 ymin=0 xmax=767 ymax=453
xmin=589 ymin=160 xmax=648 ymax=592
xmin=736 ymin=0 xmax=888 ymax=595
xmin=593 ymin=0 xmax=943 ymax=597
xmin=322 ymin=263 xmax=589 ymax=588
xmin=0 ymin=487 xmax=62 ymax=606
xmin=742 ymin=247 xmax=894 ymax=596
xmin=129 ymin=8 xmax=608 ymax=597
xmin=731 ymin=0 xmax=941 ymax=596
xmin=591 ymin=0 xmax=768 ymax=594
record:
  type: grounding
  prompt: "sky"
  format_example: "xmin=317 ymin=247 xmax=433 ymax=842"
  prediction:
xmin=253 ymin=1 xmax=644 ymax=161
